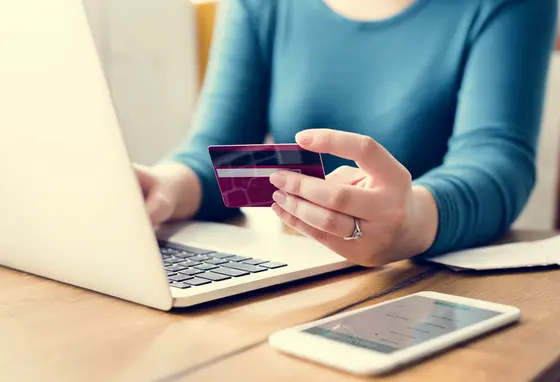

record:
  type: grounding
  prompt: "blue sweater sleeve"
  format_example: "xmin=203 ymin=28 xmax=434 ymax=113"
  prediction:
xmin=414 ymin=0 xmax=557 ymax=254
xmin=166 ymin=0 xmax=269 ymax=221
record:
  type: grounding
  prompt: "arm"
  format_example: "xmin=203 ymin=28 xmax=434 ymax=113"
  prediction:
xmin=165 ymin=0 xmax=269 ymax=221
xmin=413 ymin=0 xmax=558 ymax=255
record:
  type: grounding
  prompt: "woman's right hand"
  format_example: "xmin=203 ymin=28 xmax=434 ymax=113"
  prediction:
xmin=133 ymin=163 xmax=202 ymax=228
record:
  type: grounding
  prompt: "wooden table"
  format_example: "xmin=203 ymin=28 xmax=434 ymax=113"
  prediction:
xmin=1 ymin=209 xmax=559 ymax=382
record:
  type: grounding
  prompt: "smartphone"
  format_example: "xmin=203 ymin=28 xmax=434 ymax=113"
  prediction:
xmin=208 ymin=143 xmax=325 ymax=208
xmin=268 ymin=291 xmax=520 ymax=375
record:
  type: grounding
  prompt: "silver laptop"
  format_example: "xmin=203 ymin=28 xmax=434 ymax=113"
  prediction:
xmin=0 ymin=0 xmax=352 ymax=310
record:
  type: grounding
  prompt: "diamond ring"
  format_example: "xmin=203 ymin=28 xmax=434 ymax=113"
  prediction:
xmin=343 ymin=217 xmax=363 ymax=240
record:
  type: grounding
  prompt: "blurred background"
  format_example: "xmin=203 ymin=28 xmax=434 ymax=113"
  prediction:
xmin=83 ymin=0 xmax=200 ymax=167
xmin=83 ymin=0 xmax=560 ymax=231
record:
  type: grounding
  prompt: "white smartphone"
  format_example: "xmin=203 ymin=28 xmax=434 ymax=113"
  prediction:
xmin=268 ymin=291 xmax=520 ymax=375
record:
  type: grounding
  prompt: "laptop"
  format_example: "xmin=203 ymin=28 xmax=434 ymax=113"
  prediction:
xmin=0 ymin=0 xmax=352 ymax=310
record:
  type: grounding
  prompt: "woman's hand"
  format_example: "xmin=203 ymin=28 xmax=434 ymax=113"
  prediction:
xmin=134 ymin=162 xmax=202 ymax=228
xmin=269 ymin=129 xmax=438 ymax=266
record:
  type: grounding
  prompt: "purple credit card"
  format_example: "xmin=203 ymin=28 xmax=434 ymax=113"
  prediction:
xmin=208 ymin=144 xmax=325 ymax=208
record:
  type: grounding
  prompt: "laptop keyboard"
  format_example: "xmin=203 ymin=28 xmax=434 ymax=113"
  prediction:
xmin=159 ymin=241 xmax=287 ymax=289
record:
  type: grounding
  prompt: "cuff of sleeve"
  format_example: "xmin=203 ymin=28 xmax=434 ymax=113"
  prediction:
xmin=412 ymin=175 xmax=462 ymax=257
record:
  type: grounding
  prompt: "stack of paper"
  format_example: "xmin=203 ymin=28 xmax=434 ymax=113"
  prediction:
xmin=425 ymin=235 xmax=560 ymax=271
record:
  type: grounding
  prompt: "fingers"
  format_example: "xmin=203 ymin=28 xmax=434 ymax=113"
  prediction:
xmin=271 ymin=203 xmax=337 ymax=244
xmin=133 ymin=164 xmax=174 ymax=227
xmin=271 ymin=202 xmax=365 ymax=265
xmin=272 ymin=191 xmax=356 ymax=238
xmin=145 ymin=189 xmax=174 ymax=227
xmin=295 ymin=129 xmax=403 ymax=179
xmin=133 ymin=163 xmax=157 ymax=197
xmin=270 ymin=170 xmax=375 ymax=220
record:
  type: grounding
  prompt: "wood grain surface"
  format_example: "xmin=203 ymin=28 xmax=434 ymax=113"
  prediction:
xmin=1 ymin=209 xmax=557 ymax=382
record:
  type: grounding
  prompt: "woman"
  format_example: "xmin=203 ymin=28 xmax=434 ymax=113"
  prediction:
xmin=135 ymin=0 xmax=557 ymax=266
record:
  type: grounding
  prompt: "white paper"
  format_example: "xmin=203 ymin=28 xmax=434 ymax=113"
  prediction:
xmin=426 ymin=235 xmax=560 ymax=271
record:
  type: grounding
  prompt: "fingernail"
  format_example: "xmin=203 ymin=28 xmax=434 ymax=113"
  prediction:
xmin=270 ymin=171 xmax=287 ymax=188
xmin=272 ymin=191 xmax=286 ymax=205
xmin=296 ymin=131 xmax=313 ymax=146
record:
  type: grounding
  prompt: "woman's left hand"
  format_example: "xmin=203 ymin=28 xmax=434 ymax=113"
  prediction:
xmin=269 ymin=129 xmax=437 ymax=267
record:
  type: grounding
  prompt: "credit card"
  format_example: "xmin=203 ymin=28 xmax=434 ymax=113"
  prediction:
xmin=208 ymin=144 xmax=325 ymax=208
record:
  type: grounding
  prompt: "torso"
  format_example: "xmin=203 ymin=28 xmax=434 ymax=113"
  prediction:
xmin=260 ymin=0 xmax=482 ymax=177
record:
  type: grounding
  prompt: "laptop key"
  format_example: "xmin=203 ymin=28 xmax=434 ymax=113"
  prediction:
xmin=213 ymin=267 xmax=249 ymax=277
xmin=170 ymin=282 xmax=191 ymax=289
xmin=194 ymin=263 xmax=218 ymax=271
xmin=166 ymin=264 xmax=188 ymax=272
xmin=160 ymin=241 xmax=214 ymax=254
xmin=190 ymin=255 xmax=213 ymax=262
xmin=227 ymin=255 xmax=252 ymax=262
xmin=205 ymin=258 xmax=229 ymax=265
xmin=212 ymin=253 xmax=236 ymax=259
xmin=168 ymin=274 xmax=193 ymax=282
xmin=173 ymin=251 xmax=197 ymax=259
xmin=181 ymin=246 xmax=215 ymax=255
xmin=223 ymin=262 xmax=267 ymax=273
xmin=167 ymin=271 xmax=177 ymax=277
xmin=178 ymin=260 xmax=202 ymax=267
xmin=198 ymin=272 xmax=231 ymax=282
xmin=184 ymin=277 xmax=212 ymax=286
xmin=242 ymin=258 xmax=268 ymax=265
xmin=259 ymin=262 xmax=288 ymax=269
xmin=178 ymin=268 xmax=205 ymax=276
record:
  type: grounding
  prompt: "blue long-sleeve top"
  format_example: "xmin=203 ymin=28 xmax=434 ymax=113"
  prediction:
xmin=169 ymin=0 xmax=557 ymax=255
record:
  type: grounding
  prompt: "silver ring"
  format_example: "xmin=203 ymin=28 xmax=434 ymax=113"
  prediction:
xmin=344 ymin=217 xmax=363 ymax=240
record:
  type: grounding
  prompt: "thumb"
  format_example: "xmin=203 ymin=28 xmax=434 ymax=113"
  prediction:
xmin=296 ymin=129 xmax=398 ymax=179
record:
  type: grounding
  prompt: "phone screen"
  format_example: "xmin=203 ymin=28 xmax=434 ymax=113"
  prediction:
xmin=304 ymin=295 xmax=502 ymax=354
